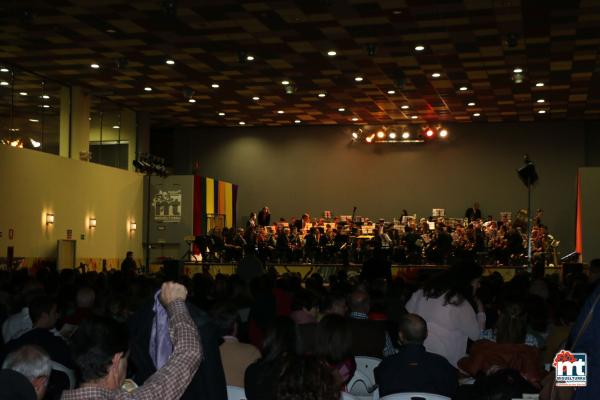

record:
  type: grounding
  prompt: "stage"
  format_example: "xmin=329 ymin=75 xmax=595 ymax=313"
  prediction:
xmin=146 ymin=262 xmax=569 ymax=282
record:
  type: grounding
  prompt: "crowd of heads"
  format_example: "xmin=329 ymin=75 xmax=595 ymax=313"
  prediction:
xmin=0 ymin=254 xmax=597 ymax=399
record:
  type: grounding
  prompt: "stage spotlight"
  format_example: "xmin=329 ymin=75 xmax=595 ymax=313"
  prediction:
xmin=388 ymin=132 xmax=397 ymax=139
xmin=402 ymin=132 xmax=410 ymax=139
xmin=425 ymin=128 xmax=434 ymax=138
xmin=377 ymin=131 xmax=385 ymax=139
xmin=352 ymin=132 xmax=358 ymax=139
xmin=439 ymin=129 xmax=448 ymax=138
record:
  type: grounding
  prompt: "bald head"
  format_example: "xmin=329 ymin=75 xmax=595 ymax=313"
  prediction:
xmin=349 ymin=290 xmax=370 ymax=314
xmin=398 ymin=313 xmax=428 ymax=345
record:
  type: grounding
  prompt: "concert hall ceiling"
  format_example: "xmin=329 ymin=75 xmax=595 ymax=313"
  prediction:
xmin=1 ymin=0 xmax=599 ymax=127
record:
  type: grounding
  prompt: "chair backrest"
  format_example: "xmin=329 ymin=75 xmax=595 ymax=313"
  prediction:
xmin=50 ymin=360 xmax=75 ymax=389
xmin=347 ymin=369 xmax=375 ymax=396
xmin=354 ymin=356 xmax=382 ymax=384
xmin=226 ymin=385 xmax=247 ymax=400
xmin=380 ymin=393 xmax=451 ymax=400
xmin=341 ymin=390 xmax=378 ymax=400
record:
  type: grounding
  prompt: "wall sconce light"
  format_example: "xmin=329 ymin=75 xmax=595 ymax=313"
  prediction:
xmin=46 ymin=213 xmax=55 ymax=225
xmin=89 ymin=217 xmax=97 ymax=228
xmin=130 ymin=221 xmax=137 ymax=232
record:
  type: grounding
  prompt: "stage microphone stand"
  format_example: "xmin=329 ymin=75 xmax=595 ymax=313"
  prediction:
xmin=517 ymin=154 xmax=538 ymax=271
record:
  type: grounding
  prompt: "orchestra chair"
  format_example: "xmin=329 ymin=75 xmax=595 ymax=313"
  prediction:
xmin=380 ymin=393 xmax=451 ymax=400
xmin=226 ymin=385 xmax=247 ymax=400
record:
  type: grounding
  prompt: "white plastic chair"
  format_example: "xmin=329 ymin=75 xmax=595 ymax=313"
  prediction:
xmin=354 ymin=356 xmax=381 ymax=385
xmin=50 ymin=361 xmax=76 ymax=389
xmin=226 ymin=385 xmax=247 ymax=400
xmin=380 ymin=393 xmax=451 ymax=400
xmin=341 ymin=391 xmax=374 ymax=400
xmin=347 ymin=369 xmax=375 ymax=396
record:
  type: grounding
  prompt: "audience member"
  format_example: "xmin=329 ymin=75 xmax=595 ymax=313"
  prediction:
xmin=245 ymin=316 xmax=296 ymax=400
xmin=375 ymin=314 xmax=458 ymax=398
xmin=274 ymin=355 xmax=340 ymax=400
xmin=459 ymin=303 xmax=544 ymax=388
xmin=290 ymin=289 xmax=318 ymax=325
xmin=1 ymin=345 xmax=51 ymax=400
xmin=62 ymin=282 xmax=201 ymax=399
xmin=315 ymin=314 xmax=355 ymax=388
xmin=127 ymin=284 xmax=227 ymax=400
xmin=347 ymin=289 xmax=394 ymax=358
xmin=213 ymin=306 xmax=260 ymax=387
xmin=405 ymin=261 xmax=485 ymax=367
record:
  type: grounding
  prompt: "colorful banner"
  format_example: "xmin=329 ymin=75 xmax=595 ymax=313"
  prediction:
xmin=193 ymin=176 xmax=238 ymax=235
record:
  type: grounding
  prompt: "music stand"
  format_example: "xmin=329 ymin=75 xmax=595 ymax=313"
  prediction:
xmin=517 ymin=155 xmax=539 ymax=268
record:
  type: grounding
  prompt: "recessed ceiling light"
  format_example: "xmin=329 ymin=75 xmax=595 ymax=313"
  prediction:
xmin=318 ymin=93 xmax=326 ymax=98
xmin=19 ymin=92 xmax=28 ymax=96
xmin=415 ymin=45 xmax=425 ymax=51
xmin=41 ymin=95 xmax=50 ymax=99
xmin=252 ymin=96 xmax=260 ymax=101
xmin=294 ymin=119 xmax=301 ymax=124
xmin=277 ymin=110 xmax=285 ymax=114
xmin=106 ymin=29 xmax=116 ymax=33
xmin=246 ymin=55 xmax=255 ymax=61
xmin=211 ymin=83 xmax=220 ymax=88
xmin=165 ymin=59 xmax=175 ymax=65
xmin=402 ymin=132 xmax=410 ymax=139
xmin=467 ymin=102 xmax=476 ymax=106
xmin=91 ymin=63 xmax=100 ymax=69
xmin=327 ymin=50 xmax=337 ymax=56
xmin=535 ymin=82 xmax=544 ymax=87
xmin=459 ymin=86 xmax=468 ymax=91
xmin=387 ymin=90 xmax=396 ymax=95
xmin=389 ymin=132 xmax=397 ymax=139
xmin=355 ymin=76 xmax=363 ymax=82
xmin=401 ymin=105 xmax=409 ymax=109
xmin=351 ymin=117 xmax=359 ymax=121
xmin=338 ymin=107 xmax=346 ymax=112
xmin=42 ymin=104 xmax=50 ymax=108
xmin=188 ymin=98 xmax=196 ymax=103
xmin=144 ymin=87 xmax=152 ymax=92
xmin=538 ymin=110 xmax=546 ymax=114
xmin=513 ymin=67 xmax=523 ymax=73
xmin=113 ymin=125 xmax=120 ymax=129
xmin=239 ymin=121 xmax=246 ymax=125
xmin=537 ymin=99 xmax=545 ymax=103
xmin=473 ymin=113 xmax=481 ymax=117
xmin=0 ymin=68 xmax=9 ymax=72
xmin=218 ymin=112 xmax=226 ymax=116
xmin=0 ymin=81 xmax=9 ymax=86
xmin=29 ymin=118 xmax=39 ymax=122
xmin=431 ymin=73 xmax=441 ymax=78
xmin=411 ymin=115 xmax=418 ymax=119
xmin=281 ymin=80 xmax=290 ymax=85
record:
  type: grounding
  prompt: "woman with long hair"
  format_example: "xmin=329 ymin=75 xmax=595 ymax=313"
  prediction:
xmin=405 ymin=260 xmax=485 ymax=367
xmin=315 ymin=314 xmax=355 ymax=388
xmin=244 ymin=316 xmax=297 ymax=400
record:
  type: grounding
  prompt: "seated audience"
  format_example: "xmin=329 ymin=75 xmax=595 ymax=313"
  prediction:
xmin=315 ymin=314 xmax=355 ymax=388
xmin=1 ymin=345 xmax=51 ymax=400
xmin=2 ymin=281 xmax=44 ymax=343
xmin=480 ymin=302 xmax=541 ymax=347
xmin=459 ymin=302 xmax=544 ymax=388
xmin=290 ymin=289 xmax=318 ymax=325
xmin=62 ymin=282 xmax=202 ymax=399
xmin=348 ymin=289 xmax=394 ymax=358
xmin=62 ymin=286 xmax=95 ymax=330
xmin=213 ymin=306 xmax=261 ymax=387
xmin=405 ymin=261 xmax=485 ymax=367
xmin=319 ymin=292 xmax=348 ymax=318
xmin=245 ymin=316 xmax=296 ymax=400
xmin=375 ymin=314 xmax=458 ymax=398
xmin=2 ymin=296 xmax=73 ymax=370
xmin=274 ymin=355 xmax=340 ymax=400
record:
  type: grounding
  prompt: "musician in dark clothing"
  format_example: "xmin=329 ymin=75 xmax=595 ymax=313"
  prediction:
xmin=120 ymin=251 xmax=137 ymax=276
xmin=258 ymin=207 xmax=271 ymax=227
xmin=465 ymin=202 xmax=482 ymax=221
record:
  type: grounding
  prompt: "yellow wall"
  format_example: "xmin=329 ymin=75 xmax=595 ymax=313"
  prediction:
xmin=0 ymin=146 xmax=143 ymax=267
